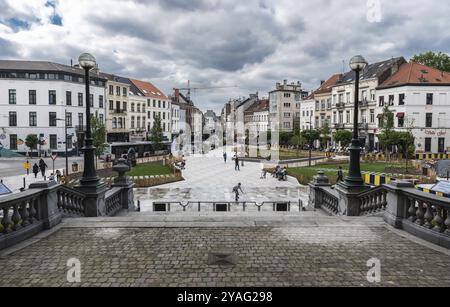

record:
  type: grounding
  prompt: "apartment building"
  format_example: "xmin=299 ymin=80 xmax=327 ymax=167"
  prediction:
xmin=269 ymin=80 xmax=308 ymax=132
xmin=244 ymin=99 xmax=270 ymax=134
xmin=100 ymin=73 xmax=130 ymax=143
xmin=0 ymin=60 xmax=106 ymax=156
xmin=330 ymin=57 xmax=406 ymax=150
xmin=311 ymin=74 xmax=342 ymax=130
xmin=376 ymin=61 xmax=450 ymax=153
xmin=129 ymin=79 xmax=172 ymax=141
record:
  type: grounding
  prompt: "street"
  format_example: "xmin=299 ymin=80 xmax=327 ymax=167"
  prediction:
xmin=0 ymin=156 xmax=84 ymax=178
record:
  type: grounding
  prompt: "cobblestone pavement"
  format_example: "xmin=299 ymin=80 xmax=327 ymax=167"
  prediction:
xmin=1 ymin=224 xmax=449 ymax=287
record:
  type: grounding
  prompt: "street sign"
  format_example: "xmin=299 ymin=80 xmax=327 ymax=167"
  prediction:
xmin=0 ymin=182 xmax=12 ymax=196
xmin=51 ymin=153 xmax=58 ymax=161
xmin=23 ymin=162 xmax=31 ymax=170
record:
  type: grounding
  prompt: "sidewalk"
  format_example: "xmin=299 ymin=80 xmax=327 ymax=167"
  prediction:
xmin=0 ymin=169 xmax=64 ymax=197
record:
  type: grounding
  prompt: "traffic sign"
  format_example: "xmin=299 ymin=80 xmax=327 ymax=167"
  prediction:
xmin=51 ymin=153 xmax=58 ymax=161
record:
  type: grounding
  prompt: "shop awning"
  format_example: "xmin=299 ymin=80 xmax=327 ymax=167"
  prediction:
xmin=396 ymin=113 xmax=405 ymax=118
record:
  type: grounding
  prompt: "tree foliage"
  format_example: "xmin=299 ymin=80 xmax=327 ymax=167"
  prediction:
xmin=411 ymin=51 xmax=450 ymax=73
xmin=91 ymin=115 xmax=107 ymax=158
xmin=333 ymin=130 xmax=352 ymax=147
xmin=25 ymin=134 xmax=38 ymax=157
xmin=320 ymin=123 xmax=331 ymax=148
xmin=149 ymin=115 xmax=164 ymax=151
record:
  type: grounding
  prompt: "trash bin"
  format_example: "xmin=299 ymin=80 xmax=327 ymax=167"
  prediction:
xmin=72 ymin=162 xmax=79 ymax=173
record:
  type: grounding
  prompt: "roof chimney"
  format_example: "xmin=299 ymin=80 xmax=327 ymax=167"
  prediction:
xmin=283 ymin=80 xmax=287 ymax=85
xmin=320 ymin=80 xmax=325 ymax=85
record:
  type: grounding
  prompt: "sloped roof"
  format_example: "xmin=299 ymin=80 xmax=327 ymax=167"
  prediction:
xmin=378 ymin=61 xmax=450 ymax=89
xmin=0 ymin=60 xmax=105 ymax=80
xmin=244 ymin=99 xmax=269 ymax=114
xmin=129 ymin=79 xmax=168 ymax=99
xmin=335 ymin=57 xmax=406 ymax=85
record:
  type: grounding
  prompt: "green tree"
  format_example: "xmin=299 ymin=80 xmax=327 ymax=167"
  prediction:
xmin=411 ymin=51 xmax=450 ymax=72
xmin=91 ymin=114 xmax=107 ymax=167
xmin=393 ymin=131 xmax=415 ymax=173
xmin=320 ymin=123 xmax=332 ymax=149
xmin=301 ymin=129 xmax=320 ymax=149
xmin=25 ymin=134 xmax=38 ymax=158
xmin=149 ymin=115 xmax=164 ymax=151
xmin=378 ymin=106 xmax=395 ymax=161
xmin=333 ymin=130 xmax=352 ymax=148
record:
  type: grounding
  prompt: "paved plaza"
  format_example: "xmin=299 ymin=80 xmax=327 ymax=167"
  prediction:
xmin=0 ymin=214 xmax=449 ymax=287
xmin=135 ymin=148 xmax=309 ymax=211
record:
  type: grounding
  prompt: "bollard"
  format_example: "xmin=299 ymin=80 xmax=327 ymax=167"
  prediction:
xmin=23 ymin=177 xmax=26 ymax=190
xmin=136 ymin=200 xmax=141 ymax=212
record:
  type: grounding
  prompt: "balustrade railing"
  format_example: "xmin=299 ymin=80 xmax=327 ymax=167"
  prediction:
xmin=0 ymin=190 xmax=42 ymax=239
xmin=359 ymin=186 xmax=387 ymax=215
xmin=319 ymin=187 xmax=340 ymax=215
xmin=105 ymin=187 xmax=123 ymax=216
xmin=403 ymin=189 xmax=450 ymax=235
xmin=57 ymin=186 xmax=86 ymax=217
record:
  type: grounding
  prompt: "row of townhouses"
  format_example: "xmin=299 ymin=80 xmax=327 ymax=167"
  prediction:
xmin=224 ymin=57 xmax=450 ymax=154
xmin=0 ymin=60 xmax=204 ymax=156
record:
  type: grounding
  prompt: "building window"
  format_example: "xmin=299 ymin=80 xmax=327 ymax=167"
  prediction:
xmin=346 ymin=92 xmax=351 ymax=103
xmin=9 ymin=134 xmax=18 ymax=150
xmin=99 ymin=95 xmax=104 ymax=108
xmin=388 ymin=95 xmax=394 ymax=106
xmin=109 ymin=100 xmax=114 ymax=110
xmin=99 ymin=114 xmax=104 ymax=124
xmin=116 ymin=86 xmax=121 ymax=96
xmin=346 ymin=111 xmax=351 ymax=124
xmin=50 ymin=135 xmax=57 ymax=150
xmin=399 ymin=94 xmax=405 ymax=105
xmin=339 ymin=94 xmax=344 ymax=103
xmin=49 ymin=112 xmax=57 ymax=127
xmin=78 ymin=113 xmax=84 ymax=128
xmin=283 ymin=93 xmax=291 ymax=98
xmin=153 ymin=100 xmax=156 ymax=108
xmin=64 ymin=91 xmax=71 ymax=106
xmin=9 ymin=112 xmax=17 ymax=127
xmin=131 ymin=116 xmax=135 ymax=129
xmin=425 ymin=138 xmax=432 ymax=152
xmin=163 ymin=101 xmax=166 ymax=108
xmin=425 ymin=113 xmax=433 ymax=128
xmin=137 ymin=117 xmax=141 ymax=128
xmin=118 ymin=118 xmax=123 ymax=129
xmin=370 ymin=110 xmax=375 ymax=123
xmin=284 ymin=112 xmax=291 ymax=118
xmin=426 ymin=93 xmax=434 ymax=105
xmin=112 ymin=118 xmax=117 ymax=129
xmin=284 ymin=103 xmax=291 ymax=108
xmin=29 ymin=90 xmax=37 ymax=105
xmin=123 ymin=88 xmax=127 ymax=97
xmin=283 ymin=122 xmax=291 ymax=129
xmin=66 ymin=112 xmax=72 ymax=127
xmin=327 ymin=99 xmax=331 ymax=110
xmin=109 ymin=85 xmax=114 ymax=95
xmin=158 ymin=101 xmax=161 ymax=108
xmin=131 ymin=103 xmax=135 ymax=112
xmin=78 ymin=93 xmax=83 ymax=106
xmin=370 ymin=90 xmax=375 ymax=101
xmin=379 ymin=96 xmax=385 ymax=107
xmin=398 ymin=117 xmax=404 ymax=128
xmin=137 ymin=104 xmax=141 ymax=113
xmin=29 ymin=112 xmax=37 ymax=127
xmin=49 ymin=90 xmax=56 ymax=105
xmin=89 ymin=94 xmax=94 ymax=107
xmin=9 ymin=89 xmax=16 ymax=104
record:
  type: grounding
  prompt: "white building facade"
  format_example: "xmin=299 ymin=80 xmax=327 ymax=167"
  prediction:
xmin=376 ymin=62 xmax=450 ymax=153
xmin=0 ymin=60 xmax=106 ymax=156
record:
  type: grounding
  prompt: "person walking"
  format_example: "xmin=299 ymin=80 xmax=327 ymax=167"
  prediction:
xmin=38 ymin=158 xmax=48 ymax=178
xmin=32 ymin=163 xmax=39 ymax=179
xmin=24 ymin=160 xmax=31 ymax=176
xmin=336 ymin=166 xmax=344 ymax=183
xmin=223 ymin=152 xmax=227 ymax=163
xmin=235 ymin=155 xmax=240 ymax=171
xmin=232 ymin=183 xmax=244 ymax=202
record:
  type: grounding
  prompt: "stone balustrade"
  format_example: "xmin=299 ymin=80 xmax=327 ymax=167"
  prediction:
xmin=57 ymin=186 xmax=86 ymax=217
xmin=384 ymin=181 xmax=450 ymax=249
xmin=105 ymin=187 xmax=123 ymax=216
xmin=358 ymin=186 xmax=387 ymax=215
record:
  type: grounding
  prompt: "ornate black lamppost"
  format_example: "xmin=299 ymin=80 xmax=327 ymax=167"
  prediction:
xmin=78 ymin=53 xmax=101 ymax=188
xmin=341 ymin=55 xmax=368 ymax=188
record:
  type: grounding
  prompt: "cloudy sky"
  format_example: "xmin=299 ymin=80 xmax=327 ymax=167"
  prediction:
xmin=1 ymin=0 xmax=449 ymax=113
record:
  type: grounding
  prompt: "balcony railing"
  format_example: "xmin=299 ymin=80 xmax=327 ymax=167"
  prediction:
xmin=358 ymin=123 xmax=369 ymax=130
xmin=334 ymin=123 xmax=345 ymax=129
xmin=336 ymin=102 xmax=345 ymax=109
